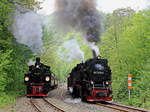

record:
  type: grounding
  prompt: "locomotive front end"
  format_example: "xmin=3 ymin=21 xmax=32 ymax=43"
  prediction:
xmin=85 ymin=58 xmax=112 ymax=102
xmin=24 ymin=58 xmax=52 ymax=97
xmin=86 ymin=89 xmax=112 ymax=102
xmin=86 ymin=81 xmax=112 ymax=102
xmin=67 ymin=56 xmax=113 ymax=102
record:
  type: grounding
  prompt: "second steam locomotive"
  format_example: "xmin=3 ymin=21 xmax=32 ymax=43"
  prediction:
xmin=67 ymin=56 xmax=112 ymax=102
xmin=24 ymin=57 xmax=58 ymax=97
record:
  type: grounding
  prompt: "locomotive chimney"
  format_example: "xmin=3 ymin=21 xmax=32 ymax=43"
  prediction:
xmin=92 ymin=50 xmax=97 ymax=58
xmin=35 ymin=57 xmax=40 ymax=65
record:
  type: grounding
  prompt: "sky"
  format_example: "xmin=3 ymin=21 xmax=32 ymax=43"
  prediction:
xmin=37 ymin=0 xmax=149 ymax=15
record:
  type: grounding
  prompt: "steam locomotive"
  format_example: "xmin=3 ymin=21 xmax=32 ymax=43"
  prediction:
xmin=67 ymin=56 xmax=112 ymax=102
xmin=24 ymin=57 xmax=58 ymax=97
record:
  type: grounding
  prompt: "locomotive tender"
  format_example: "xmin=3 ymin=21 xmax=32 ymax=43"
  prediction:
xmin=24 ymin=57 xmax=58 ymax=97
xmin=67 ymin=56 xmax=112 ymax=102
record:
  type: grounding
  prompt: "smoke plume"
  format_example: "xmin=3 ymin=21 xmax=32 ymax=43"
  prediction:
xmin=12 ymin=11 xmax=43 ymax=53
xmin=54 ymin=0 xmax=101 ymax=57
xmin=57 ymin=39 xmax=84 ymax=62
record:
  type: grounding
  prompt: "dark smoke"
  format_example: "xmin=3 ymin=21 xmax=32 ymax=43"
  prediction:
xmin=54 ymin=0 xmax=101 ymax=43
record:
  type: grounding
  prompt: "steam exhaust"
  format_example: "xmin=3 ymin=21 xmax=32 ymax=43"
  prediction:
xmin=54 ymin=0 xmax=101 ymax=57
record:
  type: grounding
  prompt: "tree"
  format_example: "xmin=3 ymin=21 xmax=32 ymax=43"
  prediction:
xmin=101 ymin=9 xmax=150 ymax=109
xmin=0 ymin=0 xmax=37 ymax=107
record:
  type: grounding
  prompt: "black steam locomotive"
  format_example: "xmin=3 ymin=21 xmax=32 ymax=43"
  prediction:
xmin=67 ymin=56 xmax=112 ymax=102
xmin=24 ymin=57 xmax=58 ymax=97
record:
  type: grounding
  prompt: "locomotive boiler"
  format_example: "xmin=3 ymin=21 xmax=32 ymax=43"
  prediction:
xmin=67 ymin=56 xmax=112 ymax=102
xmin=24 ymin=57 xmax=58 ymax=97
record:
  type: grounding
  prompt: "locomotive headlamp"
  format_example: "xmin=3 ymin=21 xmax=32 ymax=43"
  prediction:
xmin=106 ymin=81 xmax=109 ymax=85
xmin=36 ymin=65 xmax=39 ymax=68
xmin=67 ymin=74 xmax=70 ymax=78
xmin=45 ymin=76 xmax=50 ymax=81
xmin=25 ymin=77 xmax=29 ymax=81
xmin=91 ymin=81 xmax=94 ymax=85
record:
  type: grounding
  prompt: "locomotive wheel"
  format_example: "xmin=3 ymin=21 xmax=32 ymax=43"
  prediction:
xmin=43 ymin=85 xmax=50 ymax=94
xmin=27 ymin=86 xmax=32 ymax=98
xmin=72 ymin=87 xmax=76 ymax=98
xmin=81 ymin=86 xmax=87 ymax=102
xmin=81 ymin=95 xmax=86 ymax=102
xmin=72 ymin=87 xmax=78 ymax=98
xmin=27 ymin=86 xmax=31 ymax=94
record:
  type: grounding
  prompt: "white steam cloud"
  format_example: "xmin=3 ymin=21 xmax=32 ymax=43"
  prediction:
xmin=88 ymin=42 xmax=100 ymax=56
xmin=57 ymin=39 xmax=84 ymax=62
xmin=27 ymin=59 xmax=35 ymax=66
xmin=12 ymin=11 xmax=43 ymax=53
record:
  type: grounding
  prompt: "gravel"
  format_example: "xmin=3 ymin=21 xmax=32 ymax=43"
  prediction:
xmin=47 ymin=83 xmax=112 ymax=112
xmin=15 ymin=97 xmax=37 ymax=112
xmin=13 ymin=83 xmax=113 ymax=112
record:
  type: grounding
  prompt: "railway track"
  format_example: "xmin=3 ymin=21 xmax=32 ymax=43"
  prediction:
xmin=97 ymin=102 xmax=150 ymax=112
xmin=43 ymin=98 xmax=65 ymax=112
xmin=30 ymin=98 xmax=41 ymax=112
xmin=29 ymin=96 xmax=150 ymax=112
xmin=30 ymin=98 xmax=65 ymax=112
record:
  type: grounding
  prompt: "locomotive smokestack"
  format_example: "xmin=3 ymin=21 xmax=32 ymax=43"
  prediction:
xmin=92 ymin=50 xmax=97 ymax=58
xmin=35 ymin=57 xmax=41 ymax=66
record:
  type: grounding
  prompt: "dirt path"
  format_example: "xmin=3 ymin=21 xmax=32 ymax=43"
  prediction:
xmin=0 ymin=106 xmax=14 ymax=112
xmin=2 ymin=84 xmax=113 ymax=112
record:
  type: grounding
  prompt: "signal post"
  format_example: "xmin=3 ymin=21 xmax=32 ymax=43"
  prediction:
xmin=128 ymin=73 xmax=133 ymax=100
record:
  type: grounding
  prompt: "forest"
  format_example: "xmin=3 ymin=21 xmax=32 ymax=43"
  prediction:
xmin=0 ymin=0 xmax=150 ymax=110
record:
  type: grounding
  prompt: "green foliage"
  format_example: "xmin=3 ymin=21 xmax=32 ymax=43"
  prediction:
xmin=0 ymin=1 xmax=149 ymax=110
xmin=101 ymin=9 xmax=150 ymax=109
xmin=0 ymin=43 xmax=33 ymax=107
xmin=0 ymin=50 xmax=12 ymax=92
xmin=0 ymin=93 xmax=15 ymax=107
xmin=6 ymin=44 xmax=33 ymax=94
xmin=41 ymin=29 xmax=92 ymax=81
xmin=42 ymin=8 xmax=150 ymax=109
xmin=0 ymin=0 xmax=35 ymax=107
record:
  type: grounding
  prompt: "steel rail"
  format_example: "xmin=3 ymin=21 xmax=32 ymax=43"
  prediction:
xmin=30 ymin=98 xmax=41 ymax=112
xmin=97 ymin=102 xmax=150 ymax=112
xmin=43 ymin=98 xmax=65 ymax=112
xmin=111 ymin=102 xmax=150 ymax=112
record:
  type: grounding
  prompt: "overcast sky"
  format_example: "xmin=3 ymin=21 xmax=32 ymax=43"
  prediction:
xmin=37 ymin=0 xmax=149 ymax=15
